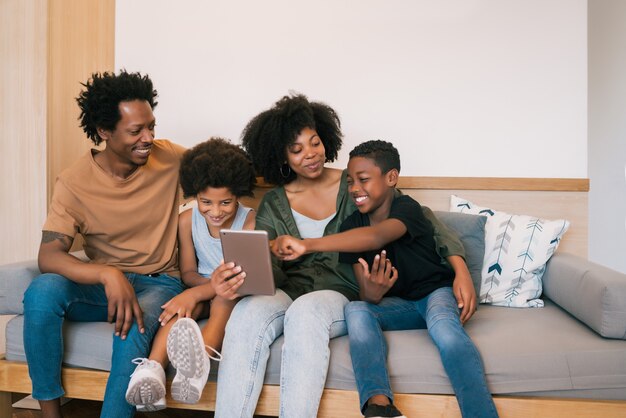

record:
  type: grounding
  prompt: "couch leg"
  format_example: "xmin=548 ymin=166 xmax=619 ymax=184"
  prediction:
xmin=0 ymin=391 xmax=14 ymax=417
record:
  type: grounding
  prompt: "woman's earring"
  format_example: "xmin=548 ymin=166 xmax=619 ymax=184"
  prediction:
xmin=280 ymin=163 xmax=291 ymax=179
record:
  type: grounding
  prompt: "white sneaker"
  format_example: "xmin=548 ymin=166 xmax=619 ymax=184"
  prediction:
xmin=125 ymin=358 xmax=167 ymax=410
xmin=166 ymin=318 xmax=222 ymax=404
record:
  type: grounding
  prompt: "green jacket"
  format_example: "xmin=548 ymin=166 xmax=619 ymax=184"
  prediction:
xmin=255 ymin=170 xmax=465 ymax=301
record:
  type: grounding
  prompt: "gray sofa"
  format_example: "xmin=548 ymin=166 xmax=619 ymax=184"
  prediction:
xmin=1 ymin=246 xmax=626 ymax=416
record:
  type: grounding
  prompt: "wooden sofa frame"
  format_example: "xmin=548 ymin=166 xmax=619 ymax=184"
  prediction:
xmin=1 ymin=177 xmax=625 ymax=417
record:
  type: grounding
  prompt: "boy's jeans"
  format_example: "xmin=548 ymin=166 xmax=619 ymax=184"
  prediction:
xmin=345 ymin=287 xmax=499 ymax=418
xmin=23 ymin=272 xmax=184 ymax=418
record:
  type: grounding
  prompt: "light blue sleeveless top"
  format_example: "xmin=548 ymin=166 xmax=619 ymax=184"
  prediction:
xmin=291 ymin=209 xmax=335 ymax=239
xmin=192 ymin=203 xmax=252 ymax=277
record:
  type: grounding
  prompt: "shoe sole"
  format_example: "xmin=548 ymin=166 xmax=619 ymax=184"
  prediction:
xmin=136 ymin=401 xmax=167 ymax=412
xmin=167 ymin=318 xmax=207 ymax=403
xmin=170 ymin=377 xmax=202 ymax=404
xmin=125 ymin=375 xmax=166 ymax=407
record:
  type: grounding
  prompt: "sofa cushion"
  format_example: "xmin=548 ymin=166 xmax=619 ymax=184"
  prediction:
xmin=433 ymin=211 xmax=486 ymax=297
xmin=543 ymin=253 xmax=626 ymax=340
xmin=7 ymin=301 xmax=626 ymax=398
xmin=0 ymin=258 xmax=40 ymax=315
xmin=450 ymin=195 xmax=570 ymax=307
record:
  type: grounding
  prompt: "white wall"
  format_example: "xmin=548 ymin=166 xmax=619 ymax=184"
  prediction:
xmin=116 ymin=0 xmax=587 ymax=177
xmin=588 ymin=0 xmax=626 ymax=273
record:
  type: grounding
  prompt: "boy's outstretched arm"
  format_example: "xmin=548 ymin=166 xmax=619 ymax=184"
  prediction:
xmin=271 ymin=218 xmax=407 ymax=260
xmin=447 ymin=255 xmax=477 ymax=323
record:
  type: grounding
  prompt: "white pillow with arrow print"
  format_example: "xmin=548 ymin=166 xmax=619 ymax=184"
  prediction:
xmin=450 ymin=195 xmax=570 ymax=308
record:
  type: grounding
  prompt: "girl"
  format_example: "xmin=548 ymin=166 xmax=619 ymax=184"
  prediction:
xmin=125 ymin=138 xmax=255 ymax=411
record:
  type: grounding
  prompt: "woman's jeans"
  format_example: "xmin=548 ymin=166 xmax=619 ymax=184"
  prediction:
xmin=345 ymin=287 xmax=499 ymax=418
xmin=215 ymin=289 xmax=349 ymax=418
xmin=23 ymin=272 xmax=184 ymax=418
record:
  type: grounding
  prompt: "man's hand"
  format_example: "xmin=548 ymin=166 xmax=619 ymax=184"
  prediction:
xmin=159 ymin=289 xmax=200 ymax=326
xmin=357 ymin=250 xmax=398 ymax=304
xmin=99 ymin=266 xmax=144 ymax=339
xmin=271 ymin=235 xmax=306 ymax=260
xmin=210 ymin=261 xmax=245 ymax=300
xmin=452 ymin=269 xmax=477 ymax=324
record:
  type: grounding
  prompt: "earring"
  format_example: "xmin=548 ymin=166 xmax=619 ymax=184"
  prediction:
xmin=280 ymin=163 xmax=291 ymax=179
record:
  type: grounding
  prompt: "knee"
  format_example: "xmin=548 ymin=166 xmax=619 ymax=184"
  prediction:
xmin=23 ymin=274 xmax=71 ymax=313
xmin=429 ymin=320 xmax=469 ymax=356
xmin=284 ymin=291 xmax=346 ymax=332
xmin=344 ymin=301 xmax=372 ymax=318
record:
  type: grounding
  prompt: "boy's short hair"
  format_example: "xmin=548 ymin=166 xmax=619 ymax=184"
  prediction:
xmin=76 ymin=70 xmax=158 ymax=145
xmin=241 ymin=93 xmax=343 ymax=186
xmin=349 ymin=140 xmax=401 ymax=174
xmin=180 ymin=137 xmax=256 ymax=199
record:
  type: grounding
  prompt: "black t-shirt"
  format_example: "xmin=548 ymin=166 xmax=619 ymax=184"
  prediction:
xmin=339 ymin=195 xmax=454 ymax=301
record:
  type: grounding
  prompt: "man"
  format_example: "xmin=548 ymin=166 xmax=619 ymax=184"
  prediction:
xmin=23 ymin=70 xmax=185 ymax=418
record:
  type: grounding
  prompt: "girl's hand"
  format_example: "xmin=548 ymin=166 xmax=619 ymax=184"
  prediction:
xmin=159 ymin=289 xmax=199 ymax=326
xmin=210 ymin=261 xmax=245 ymax=300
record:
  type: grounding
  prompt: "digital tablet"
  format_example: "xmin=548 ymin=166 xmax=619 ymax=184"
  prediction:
xmin=219 ymin=229 xmax=276 ymax=296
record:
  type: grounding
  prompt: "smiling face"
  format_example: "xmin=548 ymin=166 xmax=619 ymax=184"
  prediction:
xmin=285 ymin=127 xmax=326 ymax=180
xmin=347 ymin=156 xmax=397 ymax=218
xmin=96 ymin=100 xmax=156 ymax=173
xmin=197 ymin=187 xmax=239 ymax=235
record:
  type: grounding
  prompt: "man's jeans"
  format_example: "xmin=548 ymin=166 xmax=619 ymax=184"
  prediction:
xmin=215 ymin=289 xmax=349 ymax=418
xmin=23 ymin=272 xmax=184 ymax=418
xmin=345 ymin=287 xmax=499 ymax=418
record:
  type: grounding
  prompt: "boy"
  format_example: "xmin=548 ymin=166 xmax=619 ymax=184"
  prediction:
xmin=272 ymin=140 xmax=498 ymax=418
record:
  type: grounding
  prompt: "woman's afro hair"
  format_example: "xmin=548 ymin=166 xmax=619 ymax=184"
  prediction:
xmin=76 ymin=70 xmax=158 ymax=145
xmin=180 ymin=137 xmax=256 ymax=199
xmin=241 ymin=93 xmax=343 ymax=185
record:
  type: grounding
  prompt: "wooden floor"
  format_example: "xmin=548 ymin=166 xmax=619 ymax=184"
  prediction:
xmin=11 ymin=397 xmax=275 ymax=418
xmin=12 ymin=398 xmax=210 ymax=418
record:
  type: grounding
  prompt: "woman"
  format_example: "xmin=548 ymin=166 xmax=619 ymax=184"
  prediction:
xmin=214 ymin=94 xmax=474 ymax=418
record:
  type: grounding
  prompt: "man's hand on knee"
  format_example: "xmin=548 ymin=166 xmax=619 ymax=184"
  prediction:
xmin=100 ymin=266 xmax=145 ymax=339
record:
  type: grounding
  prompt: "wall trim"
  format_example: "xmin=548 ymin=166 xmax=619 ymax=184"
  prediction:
xmin=396 ymin=177 xmax=589 ymax=192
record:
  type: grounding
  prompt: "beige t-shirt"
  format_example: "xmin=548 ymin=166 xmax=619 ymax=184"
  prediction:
xmin=44 ymin=139 xmax=185 ymax=278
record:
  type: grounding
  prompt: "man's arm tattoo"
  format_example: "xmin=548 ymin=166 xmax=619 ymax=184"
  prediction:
xmin=41 ymin=230 xmax=72 ymax=248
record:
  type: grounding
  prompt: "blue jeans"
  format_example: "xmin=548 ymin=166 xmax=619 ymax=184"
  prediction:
xmin=214 ymin=289 xmax=349 ymax=418
xmin=23 ymin=272 xmax=184 ymax=418
xmin=345 ymin=287 xmax=498 ymax=418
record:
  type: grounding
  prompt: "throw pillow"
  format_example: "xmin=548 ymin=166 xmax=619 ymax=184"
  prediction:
xmin=450 ymin=195 xmax=570 ymax=308
xmin=433 ymin=211 xmax=487 ymax=298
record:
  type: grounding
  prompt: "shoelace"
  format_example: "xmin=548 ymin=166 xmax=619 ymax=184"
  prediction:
xmin=205 ymin=345 xmax=223 ymax=362
xmin=129 ymin=357 xmax=154 ymax=377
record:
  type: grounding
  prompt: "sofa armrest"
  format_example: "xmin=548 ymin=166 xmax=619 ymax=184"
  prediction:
xmin=543 ymin=252 xmax=626 ymax=339
xmin=0 ymin=258 xmax=41 ymax=315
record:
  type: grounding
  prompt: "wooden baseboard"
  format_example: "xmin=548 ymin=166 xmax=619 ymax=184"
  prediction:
xmin=0 ymin=359 xmax=624 ymax=417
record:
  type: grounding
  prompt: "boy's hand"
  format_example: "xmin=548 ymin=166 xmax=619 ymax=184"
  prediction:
xmin=100 ymin=266 xmax=144 ymax=340
xmin=453 ymin=270 xmax=477 ymax=323
xmin=159 ymin=289 xmax=199 ymax=326
xmin=271 ymin=235 xmax=306 ymax=260
xmin=357 ymin=250 xmax=398 ymax=304
xmin=210 ymin=261 xmax=245 ymax=300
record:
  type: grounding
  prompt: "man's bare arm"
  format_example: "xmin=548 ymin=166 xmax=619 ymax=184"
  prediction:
xmin=41 ymin=230 xmax=73 ymax=246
